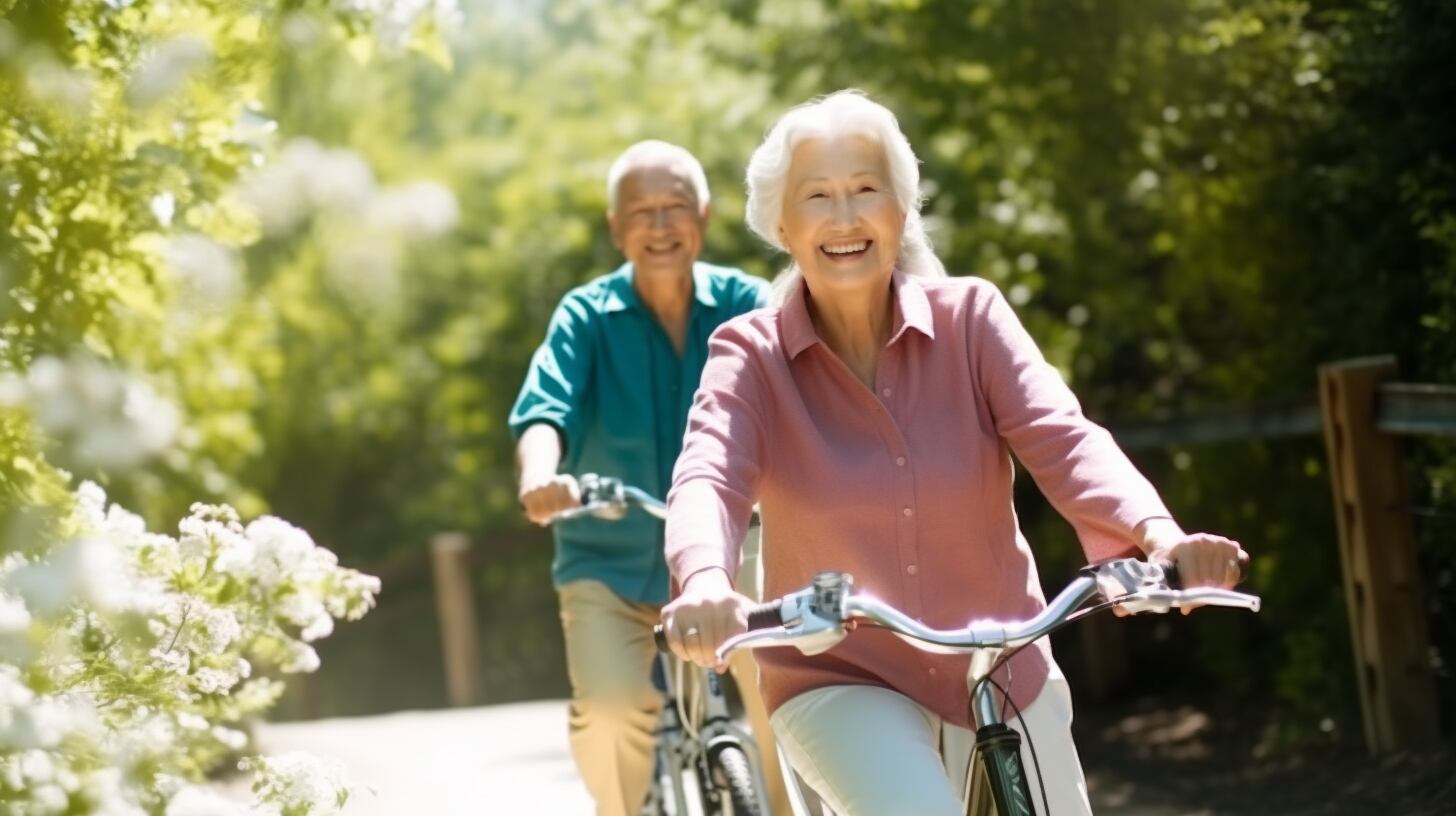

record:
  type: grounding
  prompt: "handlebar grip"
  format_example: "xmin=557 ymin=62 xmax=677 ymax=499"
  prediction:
xmin=746 ymin=599 xmax=785 ymax=631
xmin=1162 ymin=551 xmax=1250 ymax=589
xmin=651 ymin=599 xmax=787 ymax=654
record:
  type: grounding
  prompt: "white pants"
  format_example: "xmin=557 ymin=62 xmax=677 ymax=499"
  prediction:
xmin=770 ymin=664 xmax=1092 ymax=816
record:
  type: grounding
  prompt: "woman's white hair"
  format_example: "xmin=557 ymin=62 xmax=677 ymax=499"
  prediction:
xmin=745 ymin=89 xmax=946 ymax=305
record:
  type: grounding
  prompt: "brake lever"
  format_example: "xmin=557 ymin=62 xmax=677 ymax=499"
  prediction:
xmin=550 ymin=501 xmax=626 ymax=522
xmin=715 ymin=594 xmax=849 ymax=661
xmin=1115 ymin=587 xmax=1262 ymax=615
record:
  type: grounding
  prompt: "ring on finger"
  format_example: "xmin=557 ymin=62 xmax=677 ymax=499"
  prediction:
xmin=684 ymin=626 xmax=700 ymax=638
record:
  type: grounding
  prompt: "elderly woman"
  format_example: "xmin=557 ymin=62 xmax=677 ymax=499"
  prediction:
xmin=659 ymin=90 xmax=1247 ymax=815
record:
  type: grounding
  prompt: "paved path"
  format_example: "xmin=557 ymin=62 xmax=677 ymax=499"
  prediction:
xmin=246 ymin=700 xmax=1199 ymax=815
xmin=253 ymin=701 xmax=592 ymax=815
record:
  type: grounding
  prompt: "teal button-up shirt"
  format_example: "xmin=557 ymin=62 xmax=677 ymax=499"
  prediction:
xmin=509 ymin=262 xmax=769 ymax=603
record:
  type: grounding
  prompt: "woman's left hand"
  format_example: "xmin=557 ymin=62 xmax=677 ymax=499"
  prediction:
xmin=1134 ymin=519 xmax=1249 ymax=614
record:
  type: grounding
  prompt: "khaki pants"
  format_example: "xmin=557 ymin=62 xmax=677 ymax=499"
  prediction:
xmin=770 ymin=663 xmax=1092 ymax=816
xmin=557 ymin=554 xmax=790 ymax=815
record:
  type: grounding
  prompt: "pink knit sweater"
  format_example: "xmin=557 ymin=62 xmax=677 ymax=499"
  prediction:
xmin=666 ymin=272 xmax=1169 ymax=726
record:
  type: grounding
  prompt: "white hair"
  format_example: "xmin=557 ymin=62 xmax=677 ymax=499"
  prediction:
xmin=745 ymin=90 xmax=946 ymax=305
xmin=606 ymin=140 xmax=711 ymax=212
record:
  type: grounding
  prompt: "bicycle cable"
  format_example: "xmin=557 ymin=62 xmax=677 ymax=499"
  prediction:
xmin=674 ymin=657 xmax=703 ymax=741
xmin=962 ymin=597 xmax=1124 ymax=815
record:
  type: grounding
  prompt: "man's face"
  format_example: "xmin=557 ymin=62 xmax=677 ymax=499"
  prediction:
xmin=608 ymin=163 xmax=707 ymax=279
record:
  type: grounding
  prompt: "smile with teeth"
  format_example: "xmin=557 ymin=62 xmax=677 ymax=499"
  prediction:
xmin=646 ymin=241 xmax=682 ymax=253
xmin=822 ymin=240 xmax=871 ymax=257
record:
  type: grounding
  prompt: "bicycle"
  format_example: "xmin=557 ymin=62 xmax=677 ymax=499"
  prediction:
xmin=550 ymin=473 xmax=771 ymax=816
xmin=657 ymin=557 xmax=1260 ymax=816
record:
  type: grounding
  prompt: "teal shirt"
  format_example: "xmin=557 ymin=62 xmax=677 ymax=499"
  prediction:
xmin=509 ymin=262 xmax=769 ymax=604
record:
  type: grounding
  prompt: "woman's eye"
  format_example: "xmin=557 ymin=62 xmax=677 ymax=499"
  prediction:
xmin=858 ymin=186 xmax=877 ymax=194
xmin=808 ymin=192 xmax=827 ymax=200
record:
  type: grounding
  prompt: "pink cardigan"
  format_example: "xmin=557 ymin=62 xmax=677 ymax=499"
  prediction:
xmin=666 ymin=272 xmax=1170 ymax=726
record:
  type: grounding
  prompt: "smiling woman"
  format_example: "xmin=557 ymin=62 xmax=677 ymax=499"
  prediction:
xmin=659 ymin=89 xmax=1249 ymax=816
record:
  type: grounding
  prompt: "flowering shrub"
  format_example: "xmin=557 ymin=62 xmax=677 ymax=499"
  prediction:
xmin=0 ymin=483 xmax=380 ymax=815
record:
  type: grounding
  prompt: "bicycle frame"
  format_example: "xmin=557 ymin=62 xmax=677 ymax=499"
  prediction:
xmin=550 ymin=474 xmax=771 ymax=816
xmin=647 ymin=650 xmax=772 ymax=816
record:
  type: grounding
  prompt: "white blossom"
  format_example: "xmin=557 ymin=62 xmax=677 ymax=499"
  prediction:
xmin=366 ymin=180 xmax=459 ymax=237
xmin=2 ymin=483 xmax=376 ymax=814
xmin=127 ymin=35 xmax=213 ymax=108
xmin=241 ymin=751 xmax=350 ymax=816
xmin=0 ymin=355 xmax=180 ymax=469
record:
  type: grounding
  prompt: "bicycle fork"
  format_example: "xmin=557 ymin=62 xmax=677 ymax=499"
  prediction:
xmin=963 ymin=651 xmax=1036 ymax=816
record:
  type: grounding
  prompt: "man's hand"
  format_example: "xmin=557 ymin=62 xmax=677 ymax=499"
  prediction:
xmin=519 ymin=473 xmax=581 ymax=526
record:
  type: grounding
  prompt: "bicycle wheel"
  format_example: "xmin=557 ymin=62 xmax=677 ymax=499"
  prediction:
xmin=707 ymin=743 xmax=763 ymax=816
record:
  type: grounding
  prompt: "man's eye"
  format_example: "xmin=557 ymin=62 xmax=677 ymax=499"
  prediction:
xmin=808 ymin=192 xmax=827 ymax=200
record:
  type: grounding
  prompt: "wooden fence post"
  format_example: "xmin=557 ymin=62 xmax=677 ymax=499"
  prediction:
xmin=431 ymin=532 xmax=483 ymax=707
xmin=1318 ymin=356 xmax=1439 ymax=753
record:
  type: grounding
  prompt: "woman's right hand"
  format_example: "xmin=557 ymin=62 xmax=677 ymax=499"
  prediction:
xmin=661 ymin=567 xmax=752 ymax=672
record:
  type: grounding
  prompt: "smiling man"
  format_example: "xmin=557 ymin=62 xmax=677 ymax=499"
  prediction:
xmin=508 ymin=141 xmax=774 ymax=816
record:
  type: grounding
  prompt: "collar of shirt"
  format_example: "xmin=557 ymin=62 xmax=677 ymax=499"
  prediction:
xmin=601 ymin=262 xmax=720 ymax=315
xmin=781 ymin=269 xmax=937 ymax=359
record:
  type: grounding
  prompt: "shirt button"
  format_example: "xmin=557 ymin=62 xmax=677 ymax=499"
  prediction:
xmin=906 ymin=564 xmax=918 ymax=575
xmin=881 ymin=387 xmax=892 ymax=397
xmin=902 ymin=507 xmax=912 ymax=517
xmin=928 ymin=667 xmax=938 ymax=676
xmin=895 ymin=456 xmax=906 ymax=467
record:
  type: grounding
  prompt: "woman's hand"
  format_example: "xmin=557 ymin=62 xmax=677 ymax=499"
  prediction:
xmin=1135 ymin=518 xmax=1249 ymax=615
xmin=661 ymin=568 xmax=752 ymax=672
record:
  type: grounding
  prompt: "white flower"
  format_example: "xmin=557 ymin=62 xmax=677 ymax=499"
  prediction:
xmin=84 ymin=768 xmax=147 ymax=816
xmin=29 ymin=782 xmax=70 ymax=813
xmin=366 ymin=181 xmax=459 ymax=237
xmin=241 ymin=751 xmax=350 ymax=816
xmin=196 ymin=606 xmax=241 ymax=655
xmin=244 ymin=517 xmax=323 ymax=588
xmin=6 ymin=538 xmax=131 ymax=616
xmin=150 ymin=646 xmax=190 ymax=676
xmin=167 ymin=233 xmax=243 ymax=310
xmin=128 ymin=35 xmax=213 ymax=108
xmin=281 ymin=593 xmax=332 ymax=642
xmin=280 ymin=641 xmax=320 ymax=674
xmin=0 ymin=592 xmax=31 ymax=633
xmin=3 ymin=355 xmax=180 ymax=469
xmin=210 ymin=724 xmax=248 ymax=751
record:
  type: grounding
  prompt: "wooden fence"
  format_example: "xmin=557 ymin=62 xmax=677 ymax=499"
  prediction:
xmin=1102 ymin=354 xmax=1454 ymax=755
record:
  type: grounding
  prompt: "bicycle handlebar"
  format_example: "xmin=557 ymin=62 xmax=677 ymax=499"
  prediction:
xmin=546 ymin=474 xmax=667 ymax=522
xmin=652 ymin=557 xmax=1260 ymax=661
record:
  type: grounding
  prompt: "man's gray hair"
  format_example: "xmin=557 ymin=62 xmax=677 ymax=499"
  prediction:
xmin=745 ymin=90 xmax=946 ymax=305
xmin=606 ymin=140 xmax=711 ymax=212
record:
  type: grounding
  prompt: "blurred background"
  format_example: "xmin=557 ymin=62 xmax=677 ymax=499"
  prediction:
xmin=2 ymin=0 xmax=1454 ymax=812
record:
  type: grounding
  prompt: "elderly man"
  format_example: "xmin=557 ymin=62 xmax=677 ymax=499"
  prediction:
xmin=509 ymin=141 xmax=784 ymax=816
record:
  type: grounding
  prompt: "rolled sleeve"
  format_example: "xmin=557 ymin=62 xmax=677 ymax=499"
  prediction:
xmin=508 ymin=293 xmax=595 ymax=454
xmin=972 ymin=282 xmax=1170 ymax=562
xmin=666 ymin=321 xmax=767 ymax=588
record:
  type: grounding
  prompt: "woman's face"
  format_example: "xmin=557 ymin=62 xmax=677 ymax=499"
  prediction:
xmin=779 ymin=132 xmax=905 ymax=298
